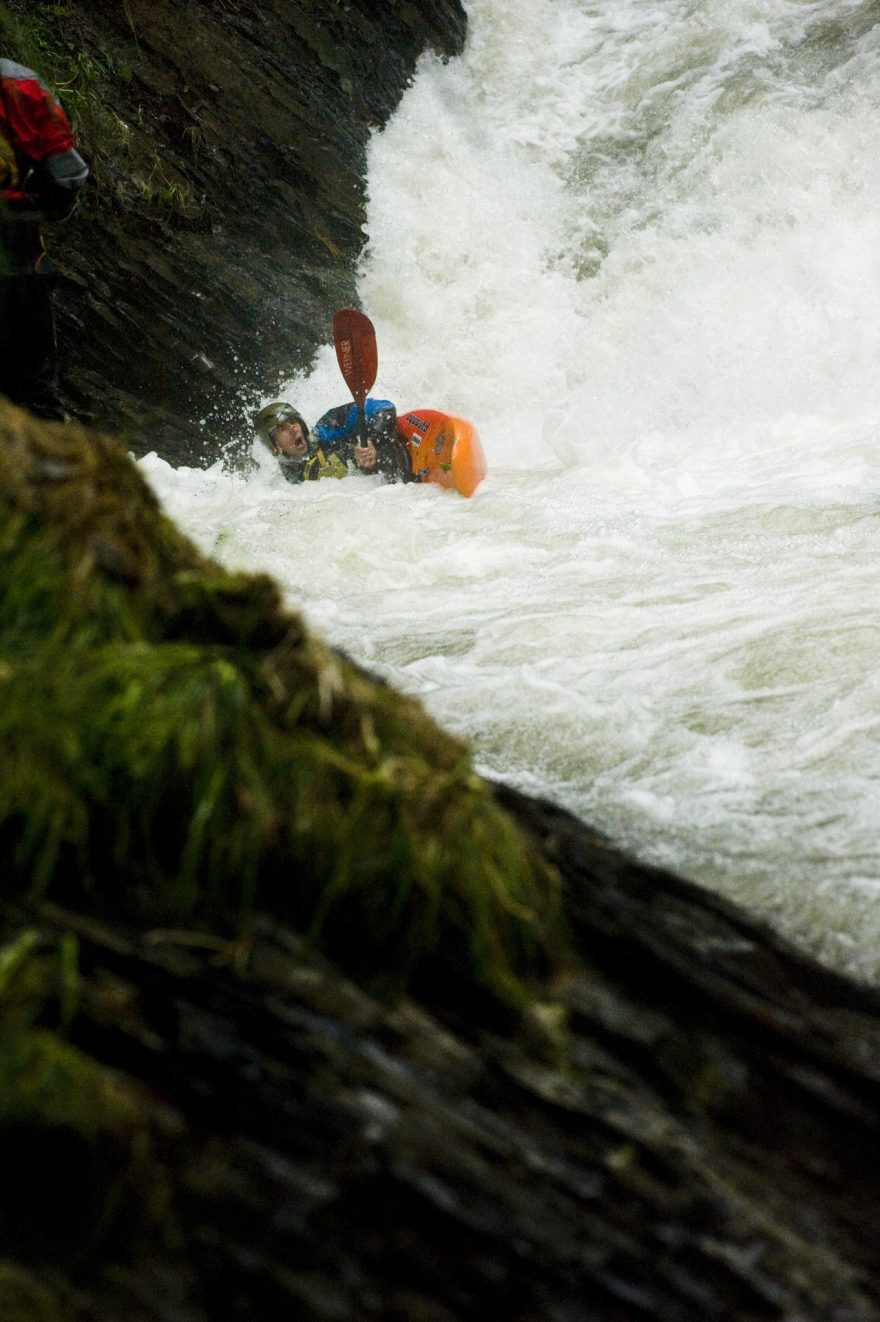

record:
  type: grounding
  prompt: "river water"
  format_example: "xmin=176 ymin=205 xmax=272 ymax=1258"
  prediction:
xmin=140 ymin=0 xmax=880 ymax=982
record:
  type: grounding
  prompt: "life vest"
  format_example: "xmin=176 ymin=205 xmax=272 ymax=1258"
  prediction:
xmin=302 ymin=446 xmax=347 ymax=481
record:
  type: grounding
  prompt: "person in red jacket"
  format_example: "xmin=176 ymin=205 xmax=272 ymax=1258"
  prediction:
xmin=0 ymin=57 xmax=88 ymax=419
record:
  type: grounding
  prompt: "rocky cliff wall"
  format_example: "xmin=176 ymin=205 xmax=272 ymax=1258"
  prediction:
xmin=14 ymin=0 xmax=466 ymax=462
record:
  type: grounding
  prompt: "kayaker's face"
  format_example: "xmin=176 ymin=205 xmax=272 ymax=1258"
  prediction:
xmin=272 ymin=418 xmax=308 ymax=457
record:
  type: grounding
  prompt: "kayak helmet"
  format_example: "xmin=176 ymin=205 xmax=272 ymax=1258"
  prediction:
xmin=253 ymin=402 xmax=310 ymax=451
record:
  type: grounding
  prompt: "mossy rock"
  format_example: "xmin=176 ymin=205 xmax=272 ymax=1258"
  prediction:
xmin=0 ymin=401 xmax=565 ymax=1002
xmin=0 ymin=1262 xmax=62 ymax=1322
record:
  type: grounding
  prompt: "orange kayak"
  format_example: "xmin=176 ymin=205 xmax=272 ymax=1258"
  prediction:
xmin=397 ymin=409 xmax=488 ymax=497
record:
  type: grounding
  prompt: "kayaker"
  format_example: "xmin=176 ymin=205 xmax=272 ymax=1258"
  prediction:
xmin=253 ymin=402 xmax=347 ymax=483
xmin=0 ymin=57 xmax=89 ymax=419
xmin=254 ymin=397 xmax=413 ymax=484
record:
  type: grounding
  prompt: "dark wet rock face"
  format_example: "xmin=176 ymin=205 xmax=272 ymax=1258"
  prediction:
xmin=49 ymin=0 xmax=466 ymax=462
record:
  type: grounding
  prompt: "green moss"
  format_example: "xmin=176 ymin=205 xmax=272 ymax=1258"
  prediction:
xmin=2 ymin=635 xmax=561 ymax=999
xmin=0 ymin=1261 xmax=62 ymax=1322
xmin=0 ymin=929 xmax=57 ymax=1030
xmin=0 ymin=403 xmax=566 ymax=1003
xmin=0 ymin=5 xmax=118 ymax=136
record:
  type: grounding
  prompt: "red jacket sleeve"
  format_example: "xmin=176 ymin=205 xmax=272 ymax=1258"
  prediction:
xmin=1 ymin=67 xmax=75 ymax=161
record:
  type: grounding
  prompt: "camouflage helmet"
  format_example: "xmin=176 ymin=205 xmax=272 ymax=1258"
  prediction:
xmin=253 ymin=402 xmax=310 ymax=451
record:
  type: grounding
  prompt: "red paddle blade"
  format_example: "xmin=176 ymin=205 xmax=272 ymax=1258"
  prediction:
xmin=333 ymin=308 xmax=378 ymax=406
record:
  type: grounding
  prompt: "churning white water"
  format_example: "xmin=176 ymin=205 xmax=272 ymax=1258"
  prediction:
xmin=140 ymin=0 xmax=880 ymax=981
